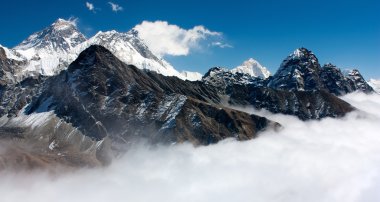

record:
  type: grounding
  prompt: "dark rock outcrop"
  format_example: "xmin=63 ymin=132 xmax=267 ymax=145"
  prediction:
xmin=267 ymin=48 xmax=373 ymax=95
xmin=268 ymin=48 xmax=324 ymax=91
xmin=227 ymin=85 xmax=354 ymax=120
xmin=319 ymin=63 xmax=355 ymax=96
xmin=344 ymin=69 xmax=374 ymax=93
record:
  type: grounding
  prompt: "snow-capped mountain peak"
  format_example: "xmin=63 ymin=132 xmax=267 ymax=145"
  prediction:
xmin=51 ymin=18 xmax=77 ymax=31
xmin=280 ymin=48 xmax=319 ymax=67
xmin=4 ymin=18 xmax=202 ymax=81
xmin=231 ymin=58 xmax=271 ymax=79
xmin=75 ymin=29 xmax=197 ymax=80
xmin=268 ymin=47 xmax=323 ymax=91
xmin=14 ymin=18 xmax=86 ymax=54
xmin=10 ymin=18 xmax=87 ymax=76
xmin=292 ymin=48 xmax=305 ymax=58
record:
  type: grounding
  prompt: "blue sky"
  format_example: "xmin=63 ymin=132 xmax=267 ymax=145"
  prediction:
xmin=0 ymin=0 xmax=379 ymax=78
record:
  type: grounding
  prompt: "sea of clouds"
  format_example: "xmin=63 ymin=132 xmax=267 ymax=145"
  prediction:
xmin=1 ymin=92 xmax=380 ymax=202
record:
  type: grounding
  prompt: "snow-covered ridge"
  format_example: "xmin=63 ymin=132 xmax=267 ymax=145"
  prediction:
xmin=202 ymin=58 xmax=270 ymax=87
xmin=3 ymin=18 xmax=201 ymax=81
xmin=180 ymin=71 xmax=203 ymax=81
xmin=0 ymin=44 xmax=24 ymax=61
xmin=231 ymin=58 xmax=271 ymax=79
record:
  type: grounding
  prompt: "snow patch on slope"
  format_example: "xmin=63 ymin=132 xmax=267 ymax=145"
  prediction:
xmin=180 ymin=71 xmax=203 ymax=81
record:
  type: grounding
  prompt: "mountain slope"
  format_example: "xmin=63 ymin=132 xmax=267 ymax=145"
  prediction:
xmin=227 ymin=84 xmax=354 ymax=120
xmin=23 ymin=45 xmax=279 ymax=145
xmin=0 ymin=45 xmax=360 ymax=168
xmin=74 ymin=30 xmax=200 ymax=80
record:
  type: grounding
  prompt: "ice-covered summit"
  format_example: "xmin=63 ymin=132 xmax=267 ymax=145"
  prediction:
xmin=231 ymin=58 xmax=271 ymax=79
xmin=5 ymin=18 xmax=201 ymax=81
xmin=14 ymin=18 xmax=86 ymax=55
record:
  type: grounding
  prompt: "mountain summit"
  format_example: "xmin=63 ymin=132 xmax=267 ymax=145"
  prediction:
xmin=231 ymin=58 xmax=271 ymax=79
xmin=268 ymin=47 xmax=323 ymax=91
xmin=14 ymin=18 xmax=86 ymax=53
xmin=6 ymin=18 xmax=201 ymax=80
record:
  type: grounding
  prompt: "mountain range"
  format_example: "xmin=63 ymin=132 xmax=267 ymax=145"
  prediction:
xmin=0 ymin=18 xmax=377 ymax=169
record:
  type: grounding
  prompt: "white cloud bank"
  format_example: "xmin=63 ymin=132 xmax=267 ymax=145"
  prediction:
xmin=1 ymin=92 xmax=380 ymax=202
xmin=133 ymin=21 xmax=222 ymax=57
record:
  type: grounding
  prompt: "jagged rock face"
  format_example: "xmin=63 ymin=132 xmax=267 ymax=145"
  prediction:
xmin=171 ymin=98 xmax=279 ymax=145
xmin=319 ymin=64 xmax=373 ymax=95
xmin=268 ymin=48 xmax=324 ymax=91
xmin=0 ymin=47 xmax=41 ymax=118
xmin=0 ymin=47 xmax=9 ymax=86
xmin=202 ymin=67 xmax=266 ymax=93
xmin=344 ymin=69 xmax=374 ymax=93
xmin=25 ymin=45 xmax=278 ymax=145
xmin=266 ymin=48 xmax=373 ymax=95
xmin=319 ymin=63 xmax=356 ymax=96
xmin=201 ymin=59 xmax=356 ymax=120
xmin=0 ymin=47 xmax=28 ymax=83
xmin=0 ymin=75 xmax=45 ymax=118
xmin=227 ymin=85 xmax=355 ymax=120
xmin=200 ymin=49 xmax=358 ymax=120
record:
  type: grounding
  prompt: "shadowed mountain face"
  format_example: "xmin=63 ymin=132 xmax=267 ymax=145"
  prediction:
xmin=266 ymin=48 xmax=373 ymax=95
xmin=23 ymin=45 xmax=279 ymax=145
xmin=227 ymin=85 xmax=354 ymax=120
xmin=268 ymin=48 xmax=324 ymax=91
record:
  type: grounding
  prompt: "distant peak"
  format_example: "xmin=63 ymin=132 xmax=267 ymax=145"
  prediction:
xmin=231 ymin=58 xmax=271 ymax=79
xmin=280 ymin=47 xmax=318 ymax=67
xmin=245 ymin=58 xmax=259 ymax=64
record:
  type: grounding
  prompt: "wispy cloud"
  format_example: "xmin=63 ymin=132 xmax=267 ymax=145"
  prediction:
xmin=85 ymin=2 xmax=95 ymax=12
xmin=108 ymin=2 xmax=123 ymax=12
xmin=210 ymin=41 xmax=233 ymax=49
xmin=133 ymin=20 xmax=222 ymax=57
